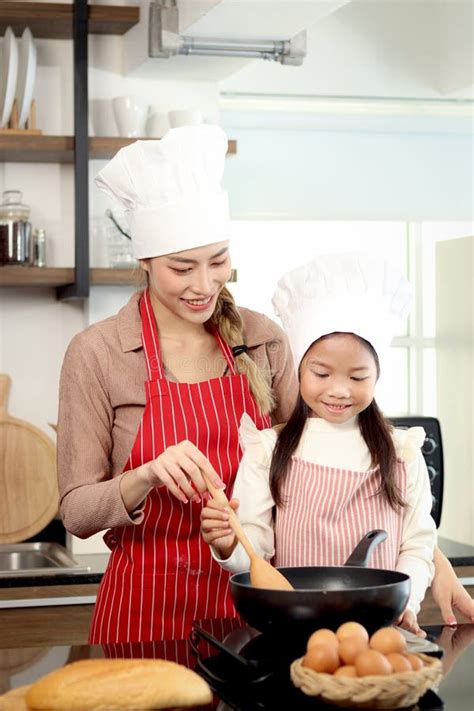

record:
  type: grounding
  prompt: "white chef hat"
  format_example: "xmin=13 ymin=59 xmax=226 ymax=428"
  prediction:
xmin=272 ymin=252 xmax=412 ymax=373
xmin=95 ymin=124 xmax=231 ymax=259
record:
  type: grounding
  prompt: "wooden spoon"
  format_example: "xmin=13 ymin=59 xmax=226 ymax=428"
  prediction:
xmin=202 ymin=473 xmax=293 ymax=591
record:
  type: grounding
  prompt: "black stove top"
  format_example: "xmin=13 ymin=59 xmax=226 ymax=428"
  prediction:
xmin=190 ymin=619 xmax=446 ymax=711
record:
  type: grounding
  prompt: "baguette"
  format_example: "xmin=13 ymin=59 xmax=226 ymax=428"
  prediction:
xmin=0 ymin=684 xmax=31 ymax=710
xmin=24 ymin=658 xmax=212 ymax=710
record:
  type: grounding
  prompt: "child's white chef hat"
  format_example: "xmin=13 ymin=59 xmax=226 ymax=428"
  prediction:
xmin=272 ymin=252 xmax=412 ymax=372
xmin=95 ymin=125 xmax=231 ymax=259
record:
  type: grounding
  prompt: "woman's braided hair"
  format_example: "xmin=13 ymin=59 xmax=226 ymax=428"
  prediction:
xmin=211 ymin=287 xmax=275 ymax=415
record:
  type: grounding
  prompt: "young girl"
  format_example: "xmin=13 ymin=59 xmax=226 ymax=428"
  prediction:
xmin=201 ymin=252 xmax=437 ymax=635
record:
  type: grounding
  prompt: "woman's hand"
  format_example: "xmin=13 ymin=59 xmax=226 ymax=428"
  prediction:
xmin=396 ymin=609 xmax=426 ymax=638
xmin=435 ymin=623 xmax=474 ymax=676
xmin=201 ymin=498 xmax=239 ymax=559
xmin=143 ymin=440 xmax=225 ymax=504
xmin=120 ymin=440 xmax=225 ymax=513
xmin=432 ymin=548 xmax=474 ymax=625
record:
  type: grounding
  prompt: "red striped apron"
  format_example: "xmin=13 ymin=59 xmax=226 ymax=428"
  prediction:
xmin=90 ymin=289 xmax=270 ymax=646
xmin=274 ymin=457 xmax=407 ymax=569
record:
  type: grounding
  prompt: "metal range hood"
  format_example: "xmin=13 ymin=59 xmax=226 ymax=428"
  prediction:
xmin=148 ymin=0 xmax=307 ymax=65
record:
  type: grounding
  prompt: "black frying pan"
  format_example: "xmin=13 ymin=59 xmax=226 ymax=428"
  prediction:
xmin=229 ymin=530 xmax=410 ymax=638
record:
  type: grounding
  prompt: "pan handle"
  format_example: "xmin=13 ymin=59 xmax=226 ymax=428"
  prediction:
xmin=344 ymin=529 xmax=388 ymax=567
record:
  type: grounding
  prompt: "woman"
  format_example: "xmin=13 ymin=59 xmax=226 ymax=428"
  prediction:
xmin=57 ymin=125 xmax=295 ymax=645
xmin=58 ymin=125 xmax=472 ymax=648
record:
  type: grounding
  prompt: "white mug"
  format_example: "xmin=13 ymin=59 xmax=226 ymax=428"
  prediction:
xmin=168 ymin=109 xmax=203 ymax=128
xmin=146 ymin=112 xmax=170 ymax=138
xmin=112 ymin=96 xmax=149 ymax=138
xmin=90 ymin=98 xmax=118 ymax=137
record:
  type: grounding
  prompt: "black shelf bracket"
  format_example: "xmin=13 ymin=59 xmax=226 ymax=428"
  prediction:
xmin=57 ymin=0 xmax=89 ymax=300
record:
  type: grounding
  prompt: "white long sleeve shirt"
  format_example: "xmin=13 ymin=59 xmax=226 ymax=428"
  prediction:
xmin=213 ymin=414 xmax=436 ymax=614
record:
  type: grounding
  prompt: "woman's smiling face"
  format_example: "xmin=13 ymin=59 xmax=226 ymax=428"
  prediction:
xmin=140 ymin=241 xmax=232 ymax=323
xmin=299 ymin=333 xmax=378 ymax=423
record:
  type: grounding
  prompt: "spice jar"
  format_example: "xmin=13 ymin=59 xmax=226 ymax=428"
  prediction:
xmin=32 ymin=228 xmax=47 ymax=267
xmin=0 ymin=190 xmax=32 ymax=266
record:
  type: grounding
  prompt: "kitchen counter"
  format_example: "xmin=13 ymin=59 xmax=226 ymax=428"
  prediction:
xmin=0 ymin=565 xmax=472 ymax=651
xmin=0 ymin=553 xmax=109 ymax=589
xmin=0 ymin=554 xmax=109 ymax=614
xmin=1 ymin=539 xmax=473 ymax=618
xmin=438 ymin=537 xmax=474 ymax=567
xmin=1 ymin=536 xmax=473 ymax=591
xmin=0 ymin=621 xmax=473 ymax=710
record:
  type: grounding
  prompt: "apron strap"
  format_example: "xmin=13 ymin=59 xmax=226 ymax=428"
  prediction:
xmin=212 ymin=326 xmax=238 ymax=376
xmin=140 ymin=289 xmax=164 ymax=379
xmin=140 ymin=289 xmax=239 ymax=379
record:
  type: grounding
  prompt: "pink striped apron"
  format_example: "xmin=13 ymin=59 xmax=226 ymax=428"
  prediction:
xmin=90 ymin=289 xmax=270 ymax=646
xmin=274 ymin=457 xmax=407 ymax=569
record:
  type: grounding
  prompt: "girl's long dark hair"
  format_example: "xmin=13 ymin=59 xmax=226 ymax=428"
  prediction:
xmin=269 ymin=336 xmax=406 ymax=512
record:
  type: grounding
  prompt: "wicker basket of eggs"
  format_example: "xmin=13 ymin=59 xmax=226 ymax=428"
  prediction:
xmin=290 ymin=622 xmax=443 ymax=709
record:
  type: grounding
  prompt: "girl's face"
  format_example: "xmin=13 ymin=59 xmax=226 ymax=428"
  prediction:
xmin=299 ymin=333 xmax=378 ymax=423
xmin=140 ymin=241 xmax=231 ymax=323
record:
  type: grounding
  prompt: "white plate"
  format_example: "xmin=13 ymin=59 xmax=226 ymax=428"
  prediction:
xmin=15 ymin=27 xmax=37 ymax=129
xmin=0 ymin=27 xmax=19 ymax=128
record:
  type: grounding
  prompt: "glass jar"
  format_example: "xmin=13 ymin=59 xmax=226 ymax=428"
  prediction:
xmin=0 ymin=190 xmax=32 ymax=266
xmin=32 ymin=228 xmax=47 ymax=267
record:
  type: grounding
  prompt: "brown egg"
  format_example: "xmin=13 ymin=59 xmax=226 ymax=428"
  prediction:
xmin=385 ymin=652 xmax=413 ymax=673
xmin=307 ymin=628 xmax=339 ymax=651
xmin=303 ymin=644 xmax=340 ymax=674
xmin=370 ymin=627 xmax=407 ymax=655
xmin=407 ymin=653 xmax=424 ymax=671
xmin=354 ymin=649 xmax=393 ymax=677
xmin=336 ymin=621 xmax=369 ymax=643
xmin=338 ymin=636 xmax=369 ymax=665
xmin=334 ymin=665 xmax=357 ymax=678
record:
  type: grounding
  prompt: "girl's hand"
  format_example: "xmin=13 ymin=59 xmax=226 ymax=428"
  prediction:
xmin=201 ymin=498 xmax=239 ymax=558
xmin=431 ymin=549 xmax=474 ymax=624
xmin=396 ymin=609 xmax=426 ymax=638
xmin=142 ymin=440 xmax=225 ymax=504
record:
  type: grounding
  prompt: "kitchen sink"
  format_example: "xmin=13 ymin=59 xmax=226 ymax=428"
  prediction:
xmin=0 ymin=542 xmax=91 ymax=577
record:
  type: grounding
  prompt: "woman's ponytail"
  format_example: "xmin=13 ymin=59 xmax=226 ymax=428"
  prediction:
xmin=211 ymin=287 xmax=275 ymax=415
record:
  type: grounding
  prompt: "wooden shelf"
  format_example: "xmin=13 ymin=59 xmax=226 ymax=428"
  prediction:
xmin=0 ymin=267 xmax=138 ymax=287
xmin=0 ymin=135 xmax=74 ymax=163
xmin=91 ymin=269 xmax=138 ymax=286
xmin=0 ymin=2 xmax=139 ymax=39
xmin=90 ymin=138 xmax=237 ymax=160
xmin=0 ymin=267 xmax=237 ymax=287
xmin=0 ymin=136 xmax=238 ymax=163
xmin=0 ymin=267 xmax=72 ymax=287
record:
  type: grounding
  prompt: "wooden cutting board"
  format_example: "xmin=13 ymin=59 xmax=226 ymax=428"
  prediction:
xmin=0 ymin=374 xmax=58 ymax=544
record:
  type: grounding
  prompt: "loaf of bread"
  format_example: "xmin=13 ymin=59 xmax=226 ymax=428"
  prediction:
xmin=0 ymin=684 xmax=31 ymax=710
xmin=24 ymin=658 xmax=212 ymax=710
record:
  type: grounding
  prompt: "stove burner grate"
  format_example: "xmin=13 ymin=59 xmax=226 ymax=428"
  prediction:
xmin=189 ymin=622 xmax=445 ymax=711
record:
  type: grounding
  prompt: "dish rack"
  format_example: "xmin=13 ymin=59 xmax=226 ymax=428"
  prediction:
xmin=0 ymin=97 xmax=41 ymax=134
xmin=0 ymin=25 xmax=40 ymax=134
